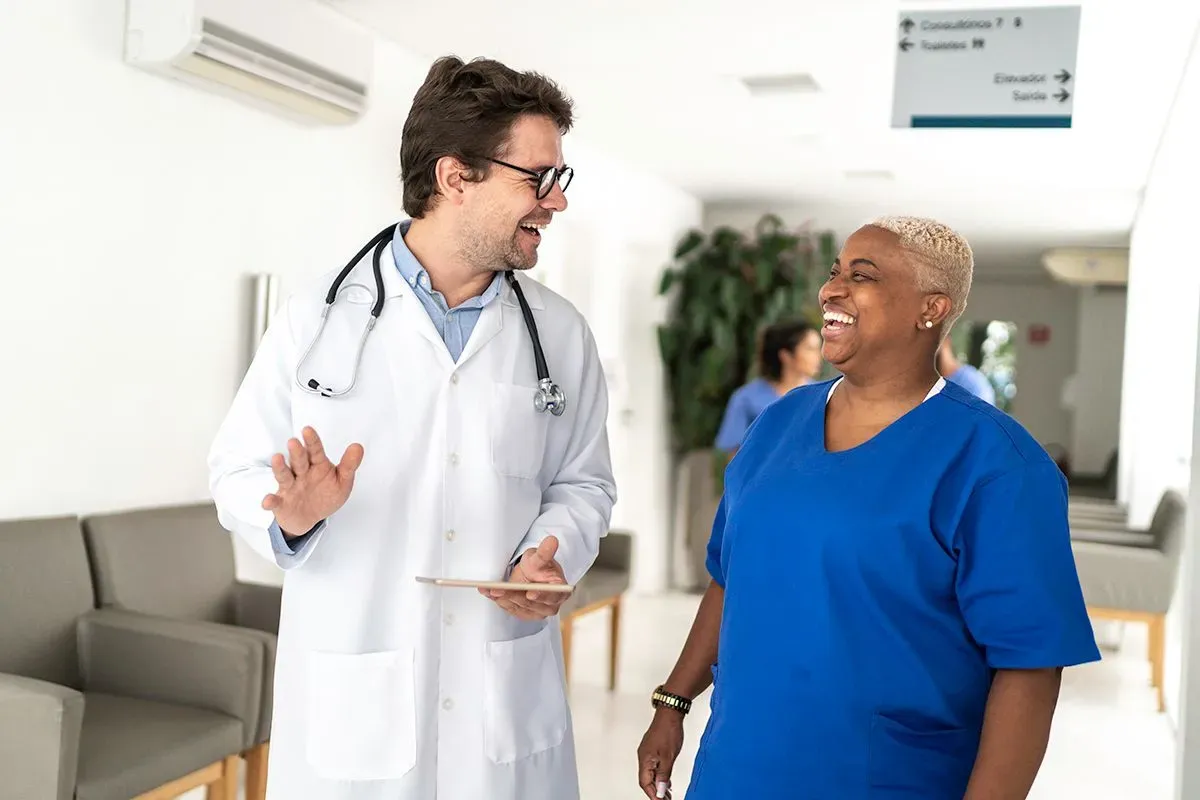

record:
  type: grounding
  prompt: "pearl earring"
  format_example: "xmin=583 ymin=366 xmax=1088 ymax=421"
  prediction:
xmin=924 ymin=320 xmax=933 ymax=329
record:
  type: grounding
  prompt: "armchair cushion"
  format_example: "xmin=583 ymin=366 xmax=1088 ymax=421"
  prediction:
xmin=1072 ymin=540 xmax=1176 ymax=614
xmin=82 ymin=503 xmax=237 ymax=624
xmin=77 ymin=608 xmax=264 ymax=749
xmin=76 ymin=692 xmax=242 ymax=800
xmin=560 ymin=532 xmax=632 ymax=616
xmin=561 ymin=570 xmax=629 ymax=616
xmin=0 ymin=673 xmax=84 ymax=800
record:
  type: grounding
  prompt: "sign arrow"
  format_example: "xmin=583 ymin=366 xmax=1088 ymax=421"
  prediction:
xmin=900 ymin=17 xmax=915 ymax=33
xmin=1055 ymin=69 xmax=1072 ymax=83
xmin=899 ymin=38 xmax=914 ymax=52
xmin=1054 ymin=88 xmax=1071 ymax=103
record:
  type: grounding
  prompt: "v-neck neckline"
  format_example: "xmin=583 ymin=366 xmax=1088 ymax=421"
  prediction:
xmin=817 ymin=377 xmax=947 ymax=456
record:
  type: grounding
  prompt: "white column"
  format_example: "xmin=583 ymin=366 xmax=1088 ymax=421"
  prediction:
xmin=1174 ymin=289 xmax=1200 ymax=797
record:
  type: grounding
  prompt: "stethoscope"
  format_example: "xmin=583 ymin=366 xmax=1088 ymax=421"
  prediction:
xmin=295 ymin=223 xmax=566 ymax=416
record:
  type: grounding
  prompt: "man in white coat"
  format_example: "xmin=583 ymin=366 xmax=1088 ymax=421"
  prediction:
xmin=207 ymin=55 xmax=617 ymax=800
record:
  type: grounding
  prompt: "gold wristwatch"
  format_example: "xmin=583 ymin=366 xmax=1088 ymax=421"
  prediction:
xmin=651 ymin=685 xmax=692 ymax=716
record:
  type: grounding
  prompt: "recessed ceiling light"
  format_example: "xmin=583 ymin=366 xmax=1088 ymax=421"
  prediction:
xmin=740 ymin=72 xmax=821 ymax=97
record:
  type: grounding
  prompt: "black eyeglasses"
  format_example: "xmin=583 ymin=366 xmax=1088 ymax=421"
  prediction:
xmin=487 ymin=158 xmax=574 ymax=200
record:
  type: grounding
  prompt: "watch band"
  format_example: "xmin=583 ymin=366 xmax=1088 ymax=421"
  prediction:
xmin=651 ymin=685 xmax=692 ymax=715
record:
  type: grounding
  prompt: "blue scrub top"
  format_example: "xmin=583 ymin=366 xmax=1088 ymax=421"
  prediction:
xmin=690 ymin=379 xmax=1100 ymax=799
xmin=714 ymin=378 xmax=784 ymax=452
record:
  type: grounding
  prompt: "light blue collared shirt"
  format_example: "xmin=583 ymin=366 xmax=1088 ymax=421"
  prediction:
xmin=269 ymin=221 xmax=505 ymax=558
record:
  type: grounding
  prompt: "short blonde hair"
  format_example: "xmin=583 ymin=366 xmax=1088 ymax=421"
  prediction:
xmin=869 ymin=216 xmax=974 ymax=328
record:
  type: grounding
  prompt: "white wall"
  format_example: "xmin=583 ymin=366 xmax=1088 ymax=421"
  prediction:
xmin=1114 ymin=21 xmax=1200 ymax=781
xmin=1119 ymin=37 xmax=1200 ymax=532
xmin=0 ymin=2 xmax=700 ymax=593
xmin=1070 ymin=287 xmax=1126 ymax=476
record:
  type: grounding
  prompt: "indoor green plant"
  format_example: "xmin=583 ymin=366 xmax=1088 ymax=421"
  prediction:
xmin=656 ymin=214 xmax=836 ymax=457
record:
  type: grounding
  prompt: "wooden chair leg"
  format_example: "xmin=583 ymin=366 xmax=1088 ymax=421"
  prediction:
xmin=132 ymin=762 xmax=224 ymax=800
xmin=244 ymin=741 xmax=270 ymax=800
xmin=561 ymin=617 xmax=574 ymax=683
xmin=207 ymin=755 xmax=239 ymax=800
xmin=1149 ymin=613 xmax=1166 ymax=712
xmin=609 ymin=595 xmax=622 ymax=692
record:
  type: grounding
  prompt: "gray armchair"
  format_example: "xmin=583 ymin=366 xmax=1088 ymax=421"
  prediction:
xmin=81 ymin=502 xmax=278 ymax=800
xmin=1071 ymin=490 xmax=1187 ymax=712
xmin=1069 ymin=496 xmax=1129 ymax=528
xmin=0 ymin=515 xmax=262 ymax=800
xmin=560 ymin=530 xmax=633 ymax=690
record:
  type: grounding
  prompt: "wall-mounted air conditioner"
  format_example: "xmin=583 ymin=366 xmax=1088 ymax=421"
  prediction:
xmin=124 ymin=0 xmax=373 ymax=125
xmin=1041 ymin=247 xmax=1129 ymax=286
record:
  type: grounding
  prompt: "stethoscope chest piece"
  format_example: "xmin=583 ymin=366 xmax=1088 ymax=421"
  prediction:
xmin=535 ymin=378 xmax=567 ymax=416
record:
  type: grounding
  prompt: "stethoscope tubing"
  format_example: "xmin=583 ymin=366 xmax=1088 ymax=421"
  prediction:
xmin=296 ymin=223 xmax=564 ymax=414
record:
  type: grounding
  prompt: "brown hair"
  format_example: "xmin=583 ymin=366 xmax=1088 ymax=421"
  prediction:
xmin=400 ymin=56 xmax=575 ymax=218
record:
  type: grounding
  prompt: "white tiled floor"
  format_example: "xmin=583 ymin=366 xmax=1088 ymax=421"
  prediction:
xmin=188 ymin=592 xmax=1176 ymax=799
xmin=570 ymin=593 xmax=1176 ymax=800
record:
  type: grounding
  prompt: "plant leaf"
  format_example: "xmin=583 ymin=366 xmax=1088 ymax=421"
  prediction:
xmin=657 ymin=214 xmax=835 ymax=456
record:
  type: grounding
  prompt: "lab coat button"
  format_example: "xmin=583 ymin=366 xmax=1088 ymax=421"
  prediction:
xmin=450 ymin=373 xmax=460 ymax=384
xmin=442 ymin=698 xmax=454 ymax=711
xmin=445 ymin=613 xmax=455 ymax=625
xmin=449 ymin=453 xmax=459 ymax=466
xmin=445 ymin=529 xmax=456 ymax=542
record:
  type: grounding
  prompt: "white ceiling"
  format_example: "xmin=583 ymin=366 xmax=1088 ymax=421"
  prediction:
xmin=329 ymin=0 xmax=1199 ymax=269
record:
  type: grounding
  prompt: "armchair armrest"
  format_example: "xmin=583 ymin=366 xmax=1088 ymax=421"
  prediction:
xmin=77 ymin=608 xmax=264 ymax=749
xmin=0 ymin=672 xmax=84 ymax=800
xmin=235 ymin=580 xmax=282 ymax=635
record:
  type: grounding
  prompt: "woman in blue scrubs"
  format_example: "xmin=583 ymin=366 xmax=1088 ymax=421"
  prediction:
xmin=637 ymin=217 xmax=1099 ymax=800
xmin=714 ymin=319 xmax=824 ymax=455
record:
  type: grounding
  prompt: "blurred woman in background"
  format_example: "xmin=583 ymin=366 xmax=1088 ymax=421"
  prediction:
xmin=714 ymin=319 xmax=822 ymax=455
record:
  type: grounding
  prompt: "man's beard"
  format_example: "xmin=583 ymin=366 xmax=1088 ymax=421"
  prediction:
xmin=459 ymin=227 xmax=536 ymax=273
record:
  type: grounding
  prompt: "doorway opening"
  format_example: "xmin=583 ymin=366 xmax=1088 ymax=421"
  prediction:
xmin=952 ymin=320 xmax=1018 ymax=413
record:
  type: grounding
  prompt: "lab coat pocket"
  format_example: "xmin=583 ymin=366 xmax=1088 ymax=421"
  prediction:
xmin=490 ymin=383 xmax=549 ymax=480
xmin=867 ymin=712 xmax=976 ymax=797
xmin=305 ymin=649 xmax=417 ymax=780
xmin=484 ymin=624 xmax=568 ymax=763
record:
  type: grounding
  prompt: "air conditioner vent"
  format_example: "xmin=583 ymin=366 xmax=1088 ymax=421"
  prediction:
xmin=126 ymin=0 xmax=372 ymax=125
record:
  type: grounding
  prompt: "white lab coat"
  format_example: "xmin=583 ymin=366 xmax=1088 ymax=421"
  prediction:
xmin=207 ymin=243 xmax=616 ymax=800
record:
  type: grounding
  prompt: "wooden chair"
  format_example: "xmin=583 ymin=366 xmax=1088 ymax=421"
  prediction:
xmin=82 ymin=502 xmax=279 ymax=798
xmin=560 ymin=531 xmax=633 ymax=690
xmin=1072 ymin=490 xmax=1186 ymax=712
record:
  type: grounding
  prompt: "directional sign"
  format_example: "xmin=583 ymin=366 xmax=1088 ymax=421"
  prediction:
xmin=891 ymin=6 xmax=1081 ymax=128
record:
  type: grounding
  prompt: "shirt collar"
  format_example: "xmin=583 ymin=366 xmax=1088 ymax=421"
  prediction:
xmin=391 ymin=219 xmax=504 ymax=306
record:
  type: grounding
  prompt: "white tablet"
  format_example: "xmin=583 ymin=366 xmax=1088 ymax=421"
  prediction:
xmin=414 ymin=576 xmax=575 ymax=593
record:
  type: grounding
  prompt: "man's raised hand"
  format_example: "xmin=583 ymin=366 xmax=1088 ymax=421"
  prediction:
xmin=262 ymin=426 xmax=364 ymax=536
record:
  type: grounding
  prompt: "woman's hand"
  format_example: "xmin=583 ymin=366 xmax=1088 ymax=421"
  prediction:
xmin=637 ymin=710 xmax=685 ymax=798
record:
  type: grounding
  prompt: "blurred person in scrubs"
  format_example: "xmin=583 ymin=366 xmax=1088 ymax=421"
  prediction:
xmin=713 ymin=319 xmax=822 ymax=455
xmin=636 ymin=216 xmax=1099 ymax=800
xmin=937 ymin=336 xmax=996 ymax=404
